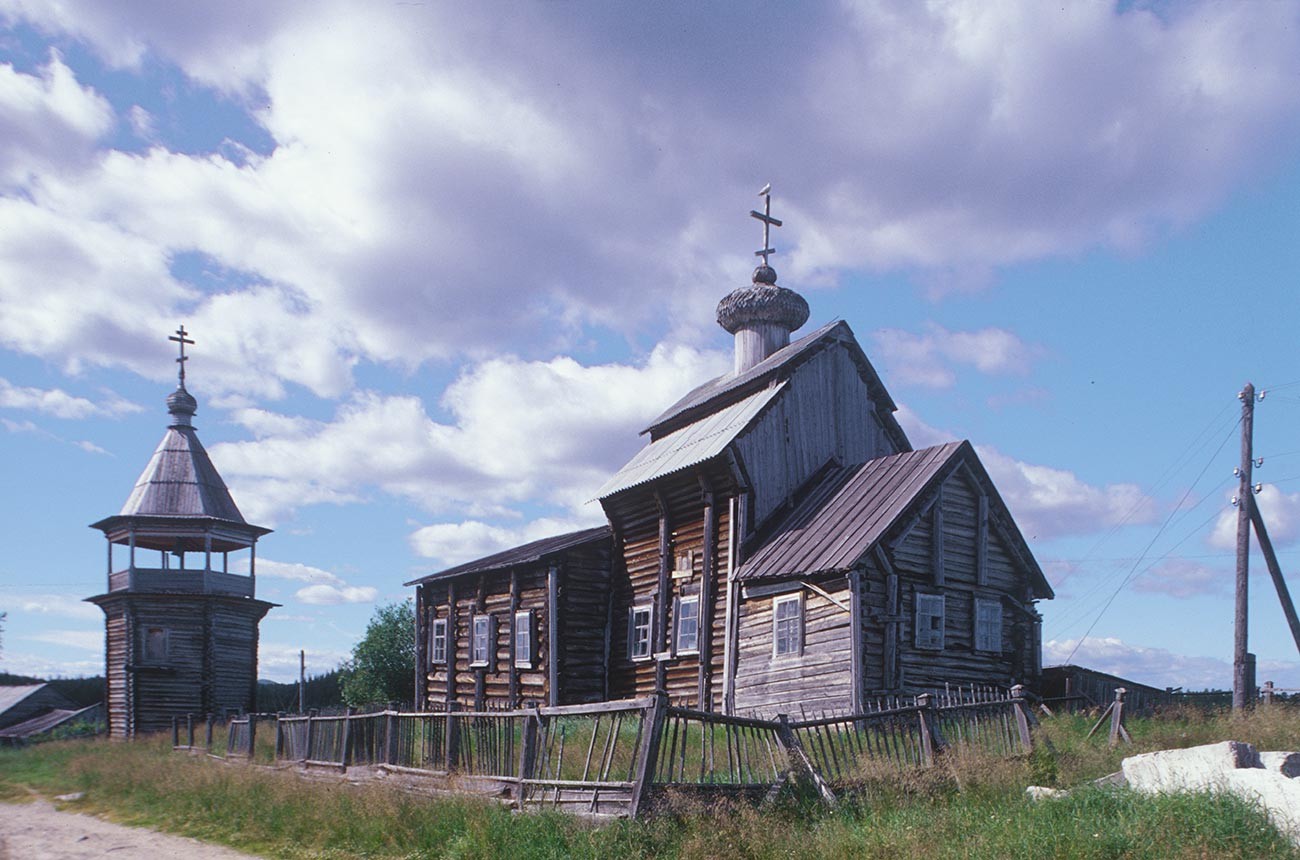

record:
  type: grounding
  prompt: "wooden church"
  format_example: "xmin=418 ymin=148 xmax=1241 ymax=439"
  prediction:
xmin=408 ymin=191 xmax=1053 ymax=715
xmin=86 ymin=329 xmax=276 ymax=737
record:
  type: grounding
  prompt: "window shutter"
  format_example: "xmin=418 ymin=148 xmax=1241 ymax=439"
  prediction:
xmin=529 ymin=608 xmax=539 ymax=666
xmin=489 ymin=614 xmax=499 ymax=674
xmin=915 ymin=594 xmax=945 ymax=651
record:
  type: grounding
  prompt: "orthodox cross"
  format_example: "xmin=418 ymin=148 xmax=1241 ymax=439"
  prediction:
xmin=168 ymin=325 xmax=194 ymax=388
xmin=750 ymin=183 xmax=783 ymax=268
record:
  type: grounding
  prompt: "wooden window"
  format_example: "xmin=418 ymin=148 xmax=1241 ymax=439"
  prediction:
xmin=974 ymin=598 xmax=1002 ymax=653
xmin=430 ymin=617 xmax=447 ymax=665
xmin=915 ymin=593 xmax=945 ymax=651
xmin=675 ymin=595 xmax=700 ymax=655
xmin=470 ymin=614 xmax=492 ymax=667
xmin=514 ymin=609 xmax=535 ymax=668
xmin=773 ymin=593 xmax=803 ymax=657
xmin=629 ymin=604 xmax=653 ymax=661
xmin=143 ymin=627 xmax=169 ymax=662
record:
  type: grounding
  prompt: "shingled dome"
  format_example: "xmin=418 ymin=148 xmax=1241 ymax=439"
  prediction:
xmin=716 ymin=281 xmax=810 ymax=335
xmin=117 ymin=385 xmax=245 ymax=523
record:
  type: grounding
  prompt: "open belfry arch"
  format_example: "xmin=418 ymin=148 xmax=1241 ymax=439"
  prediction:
xmin=86 ymin=327 xmax=276 ymax=737
xmin=411 ymin=187 xmax=1052 ymax=715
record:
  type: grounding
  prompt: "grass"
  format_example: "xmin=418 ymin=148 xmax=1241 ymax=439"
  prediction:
xmin=2 ymin=706 xmax=1299 ymax=859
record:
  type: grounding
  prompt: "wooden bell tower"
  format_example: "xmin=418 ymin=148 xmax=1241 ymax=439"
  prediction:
xmin=86 ymin=327 xmax=276 ymax=737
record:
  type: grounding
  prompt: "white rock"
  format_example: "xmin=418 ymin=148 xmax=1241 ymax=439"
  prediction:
xmin=1121 ymin=741 xmax=1261 ymax=794
xmin=1260 ymin=752 xmax=1300 ymax=778
xmin=1223 ymin=769 xmax=1300 ymax=844
xmin=1025 ymin=785 xmax=1065 ymax=801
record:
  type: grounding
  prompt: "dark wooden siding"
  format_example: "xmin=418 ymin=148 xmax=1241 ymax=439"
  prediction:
xmin=417 ymin=544 xmax=612 ymax=709
xmin=880 ymin=470 xmax=1038 ymax=691
xmin=734 ymin=579 xmax=854 ymax=718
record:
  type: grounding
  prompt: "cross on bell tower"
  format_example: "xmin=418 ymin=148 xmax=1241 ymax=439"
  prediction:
xmin=168 ymin=325 xmax=194 ymax=389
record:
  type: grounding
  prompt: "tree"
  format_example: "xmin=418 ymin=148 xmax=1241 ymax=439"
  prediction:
xmin=339 ymin=600 xmax=415 ymax=707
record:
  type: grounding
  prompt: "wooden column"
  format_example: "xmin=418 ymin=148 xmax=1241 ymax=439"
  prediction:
xmin=414 ymin=584 xmax=428 ymax=711
xmin=931 ymin=487 xmax=945 ymax=586
xmin=508 ymin=569 xmax=520 ymax=707
xmin=445 ymin=580 xmax=458 ymax=707
xmin=975 ymin=493 xmax=989 ymax=587
xmin=474 ymin=577 xmax=487 ymax=710
xmin=697 ymin=478 xmax=716 ymax=710
xmin=653 ymin=492 xmax=671 ymax=695
xmin=547 ymin=563 xmax=560 ymax=707
xmin=848 ymin=567 xmax=863 ymax=713
xmin=722 ymin=496 xmax=740 ymax=714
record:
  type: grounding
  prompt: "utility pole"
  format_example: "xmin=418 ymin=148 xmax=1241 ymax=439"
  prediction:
xmin=1233 ymin=383 xmax=1256 ymax=712
xmin=299 ymin=649 xmax=306 ymax=714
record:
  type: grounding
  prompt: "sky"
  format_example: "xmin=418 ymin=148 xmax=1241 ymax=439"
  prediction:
xmin=1 ymin=1 xmax=1299 ymax=691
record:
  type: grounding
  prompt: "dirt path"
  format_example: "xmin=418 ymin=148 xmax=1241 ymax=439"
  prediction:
xmin=0 ymin=800 xmax=264 ymax=860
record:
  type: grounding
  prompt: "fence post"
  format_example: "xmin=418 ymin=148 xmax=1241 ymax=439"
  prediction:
xmin=629 ymin=692 xmax=669 ymax=819
xmin=274 ymin=712 xmax=285 ymax=760
xmin=1010 ymin=685 xmax=1034 ymax=751
xmin=186 ymin=713 xmax=194 ymax=749
xmin=248 ymin=713 xmax=258 ymax=760
xmin=1108 ymin=688 xmax=1130 ymax=747
xmin=1263 ymin=681 xmax=1276 ymax=706
xmin=517 ymin=705 xmax=540 ymax=800
xmin=172 ymin=716 xmax=179 ymax=748
xmin=227 ymin=715 xmax=236 ymax=757
xmin=205 ymin=713 xmax=214 ymax=754
xmin=340 ymin=708 xmax=354 ymax=768
xmin=385 ymin=710 xmax=399 ymax=766
xmin=304 ymin=709 xmax=317 ymax=764
xmin=916 ymin=693 xmax=947 ymax=766
xmin=445 ymin=703 xmax=461 ymax=772
xmin=776 ymin=713 xmax=838 ymax=807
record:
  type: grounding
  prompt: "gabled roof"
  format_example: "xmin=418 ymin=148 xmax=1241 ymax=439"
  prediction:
xmin=643 ymin=320 xmax=907 ymax=451
xmin=734 ymin=441 xmax=1053 ymax=599
xmin=404 ymin=525 xmax=611 ymax=587
xmin=596 ymin=381 xmax=787 ymax=500
xmin=118 ymin=426 xmax=246 ymax=522
xmin=0 ymin=703 xmax=102 ymax=740
xmin=0 ymin=684 xmax=45 ymax=715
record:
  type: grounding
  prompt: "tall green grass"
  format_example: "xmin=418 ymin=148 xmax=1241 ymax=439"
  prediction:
xmin=2 ymin=706 xmax=1298 ymax=859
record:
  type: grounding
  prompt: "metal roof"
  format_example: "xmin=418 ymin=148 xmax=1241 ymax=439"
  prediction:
xmin=645 ymin=321 xmax=842 ymax=437
xmin=118 ymin=426 xmax=246 ymax=522
xmin=0 ymin=703 xmax=101 ymax=740
xmin=597 ymin=381 xmax=787 ymax=500
xmin=736 ymin=442 xmax=963 ymax=582
xmin=404 ymin=525 xmax=611 ymax=586
xmin=0 ymin=685 xmax=44 ymax=715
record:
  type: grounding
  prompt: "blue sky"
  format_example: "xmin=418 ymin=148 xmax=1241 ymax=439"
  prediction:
xmin=2 ymin=1 xmax=1299 ymax=690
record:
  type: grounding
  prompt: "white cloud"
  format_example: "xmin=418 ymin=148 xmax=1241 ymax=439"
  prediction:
xmin=409 ymin=517 xmax=603 ymax=567
xmin=294 ymin=583 xmax=377 ymax=606
xmin=0 ymin=377 xmax=140 ymax=419
xmin=248 ymin=558 xmax=344 ymax=587
xmin=14 ymin=593 xmax=102 ymax=621
xmin=1210 ymin=485 xmax=1300 ymax=551
xmin=22 ymin=629 xmax=104 ymax=652
xmin=871 ymin=324 xmax=1041 ymax=388
xmin=0 ymin=651 xmax=102 ymax=679
xmin=1132 ymin=557 xmax=1228 ymax=599
xmin=0 ymin=2 xmax=1295 ymax=397
xmin=212 ymin=343 xmax=727 ymax=525
xmin=976 ymin=445 xmax=1157 ymax=541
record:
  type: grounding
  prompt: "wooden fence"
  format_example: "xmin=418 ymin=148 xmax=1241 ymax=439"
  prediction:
xmin=171 ymin=687 xmax=1038 ymax=817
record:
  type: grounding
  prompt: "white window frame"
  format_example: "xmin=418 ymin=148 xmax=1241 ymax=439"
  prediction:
xmin=514 ymin=609 xmax=534 ymax=668
xmin=470 ymin=614 xmax=492 ymax=667
xmin=915 ymin=593 xmax=945 ymax=651
xmin=629 ymin=604 xmax=653 ymax=661
xmin=430 ymin=617 xmax=448 ymax=665
xmin=773 ymin=593 xmax=803 ymax=658
xmin=675 ymin=595 xmax=700 ymax=655
xmin=974 ymin=598 xmax=1003 ymax=654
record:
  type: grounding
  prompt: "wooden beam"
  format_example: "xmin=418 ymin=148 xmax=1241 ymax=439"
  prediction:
xmin=722 ymin=495 xmax=740 ymax=714
xmin=414 ymin=584 xmax=427 ymax=711
xmin=976 ymin=492 xmax=989 ymax=587
xmin=801 ymin=579 xmax=851 ymax=613
xmin=931 ymin=485 xmax=944 ymax=586
xmin=445 ymin=579 xmax=457 ymax=706
xmin=508 ymin=569 xmax=520 ymax=708
xmin=1250 ymin=501 xmax=1300 ymax=655
xmin=698 ymin=476 xmax=716 ymax=710
xmin=654 ymin=491 xmax=671 ymax=695
xmin=474 ymin=577 xmax=487 ymax=710
xmin=848 ymin=567 xmax=863 ymax=713
xmin=547 ymin=562 xmax=560 ymax=707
